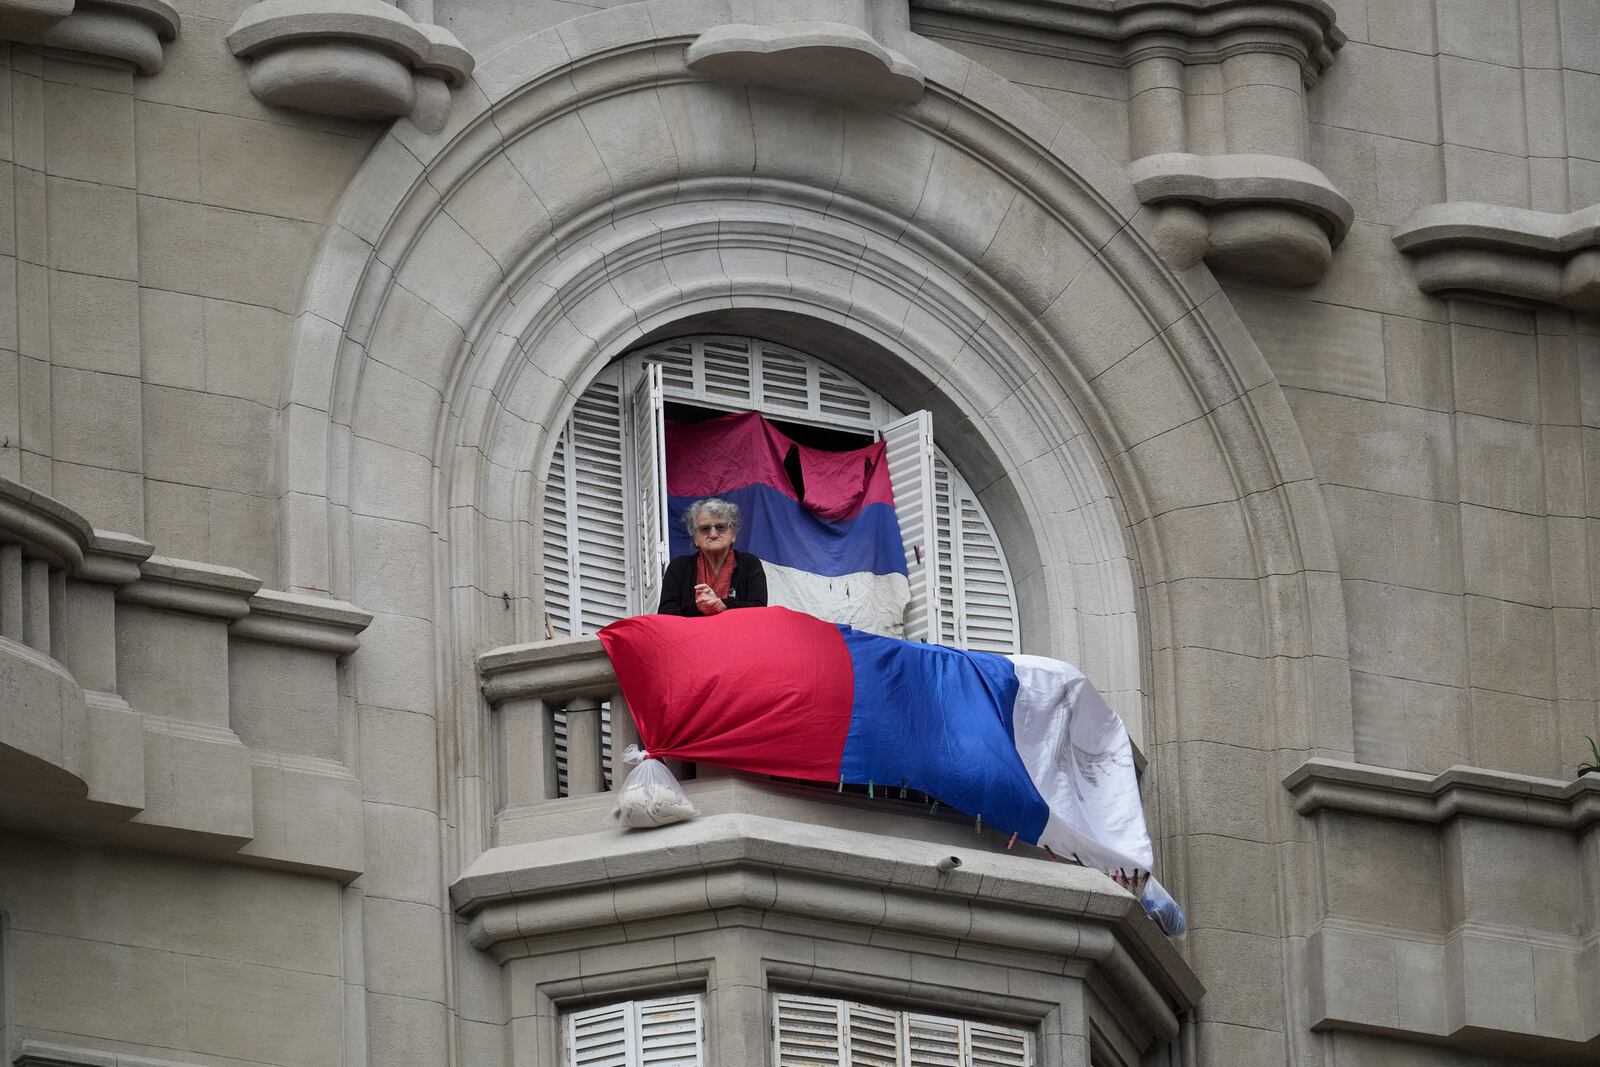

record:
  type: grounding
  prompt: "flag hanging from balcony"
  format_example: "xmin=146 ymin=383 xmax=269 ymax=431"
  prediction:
xmin=665 ymin=412 xmax=911 ymax=636
xmin=597 ymin=606 xmax=1153 ymax=875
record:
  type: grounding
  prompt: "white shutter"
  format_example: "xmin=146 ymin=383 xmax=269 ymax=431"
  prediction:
xmin=965 ymin=1023 xmax=1030 ymax=1067
xmin=543 ymin=375 xmax=629 ymax=637
xmin=564 ymin=996 xmax=704 ymax=1067
xmin=905 ymin=1015 xmax=961 ymax=1067
xmin=638 ymin=995 xmax=703 ymax=1065
xmin=628 ymin=362 xmax=669 ymax=615
xmin=845 ymin=1003 xmax=901 ymax=1067
xmin=931 ymin=458 xmax=959 ymax=646
xmin=954 ymin=486 xmax=1019 ymax=653
xmin=879 ymin=410 xmax=941 ymax=641
xmin=774 ymin=994 xmax=845 ymax=1066
xmin=567 ymin=1002 xmax=631 ymax=1067
xmin=757 ymin=341 xmax=811 ymax=413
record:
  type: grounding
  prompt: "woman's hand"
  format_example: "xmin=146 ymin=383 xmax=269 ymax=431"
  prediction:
xmin=693 ymin=583 xmax=726 ymax=615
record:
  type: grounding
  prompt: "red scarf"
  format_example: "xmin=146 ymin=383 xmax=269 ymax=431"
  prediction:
xmin=695 ymin=550 xmax=734 ymax=612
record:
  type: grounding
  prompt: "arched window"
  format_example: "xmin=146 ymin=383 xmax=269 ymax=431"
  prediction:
xmin=540 ymin=336 xmax=1020 ymax=652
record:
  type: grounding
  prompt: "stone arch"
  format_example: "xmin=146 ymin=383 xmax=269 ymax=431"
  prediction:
xmin=281 ymin=3 xmax=1349 ymax=1043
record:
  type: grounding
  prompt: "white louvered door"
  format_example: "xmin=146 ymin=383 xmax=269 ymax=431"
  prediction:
xmin=628 ymin=361 xmax=669 ymax=616
xmin=564 ymin=995 xmax=704 ymax=1067
xmin=774 ymin=994 xmax=845 ymax=1066
xmin=879 ymin=410 xmax=941 ymax=642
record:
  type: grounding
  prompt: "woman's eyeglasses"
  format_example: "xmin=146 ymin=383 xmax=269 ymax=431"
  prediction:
xmin=695 ymin=523 xmax=730 ymax=535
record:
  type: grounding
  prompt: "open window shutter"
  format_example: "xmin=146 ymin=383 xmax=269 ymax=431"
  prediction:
xmin=965 ymin=1023 xmax=1031 ymax=1067
xmin=637 ymin=995 xmax=703 ymax=1065
xmin=879 ymin=411 xmax=941 ymax=641
xmin=844 ymin=1003 xmax=901 ymax=1067
xmin=629 ymin=362 xmax=669 ymax=615
xmin=542 ymin=430 xmax=576 ymax=637
xmin=774 ymin=994 xmax=845 ymax=1066
xmin=567 ymin=1002 xmax=632 ymax=1067
xmin=931 ymin=458 xmax=959 ymax=646
xmin=571 ymin=379 xmax=630 ymax=633
xmin=905 ymin=1015 xmax=961 ymax=1067
xmin=954 ymin=484 xmax=1019 ymax=653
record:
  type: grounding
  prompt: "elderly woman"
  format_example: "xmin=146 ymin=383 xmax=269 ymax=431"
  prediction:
xmin=657 ymin=498 xmax=768 ymax=616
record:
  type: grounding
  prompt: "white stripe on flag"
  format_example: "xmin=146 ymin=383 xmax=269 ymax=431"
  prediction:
xmin=763 ymin=562 xmax=911 ymax=638
xmin=1005 ymin=654 xmax=1154 ymax=872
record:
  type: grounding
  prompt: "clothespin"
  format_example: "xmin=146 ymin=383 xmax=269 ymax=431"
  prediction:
xmin=929 ymin=800 xmax=939 ymax=815
xmin=837 ymin=775 xmax=844 ymax=793
xmin=1006 ymin=832 xmax=1018 ymax=850
xmin=868 ymin=780 xmax=875 ymax=799
xmin=899 ymin=780 xmax=907 ymax=799
xmin=975 ymin=813 xmax=982 ymax=834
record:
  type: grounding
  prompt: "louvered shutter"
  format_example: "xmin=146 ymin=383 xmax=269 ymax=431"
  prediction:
xmin=541 ymin=374 xmax=630 ymax=636
xmin=931 ymin=458 xmax=959 ymax=646
xmin=567 ymin=1002 xmax=631 ymax=1067
xmin=564 ymin=996 xmax=704 ymax=1067
xmin=845 ymin=1003 xmax=901 ymax=1067
xmin=965 ymin=1023 xmax=1030 ymax=1067
xmin=637 ymin=995 xmax=703 ymax=1065
xmin=879 ymin=411 xmax=940 ymax=641
xmin=774 ymin=994 xmax=845 ymax=1066
xmin=953 ymin=482 xmax=1018 ymax=653
xmin=629 ymin=362 xmax=669 ymax=615
xmin=905 ymin=1015 xmax=962 ymax=1067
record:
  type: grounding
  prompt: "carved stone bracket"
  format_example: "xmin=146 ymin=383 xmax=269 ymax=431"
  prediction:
xmin=686 ymin=21 xmax=925 ymax=104
xmin=0 ymin=0 xmax=179 ymax=74
xmin=914 ymin=0 xmax=1350 ymax=282
xmin=225 ymin=0 xmax=473 ymax=131
xmin=1393 ymin=201 xmax=1600 ymax=315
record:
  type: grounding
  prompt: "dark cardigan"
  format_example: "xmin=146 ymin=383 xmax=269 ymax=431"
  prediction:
xmin=656 ymin=550 xmax=769 ymax=616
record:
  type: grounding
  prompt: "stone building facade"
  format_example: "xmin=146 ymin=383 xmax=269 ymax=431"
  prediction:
xmin=0 ymin=1 xmax=1596 ymax=1065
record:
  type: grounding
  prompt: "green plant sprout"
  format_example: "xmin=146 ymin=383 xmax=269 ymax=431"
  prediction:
xmin=1579 ymin=736 xmax=1600 ymax=778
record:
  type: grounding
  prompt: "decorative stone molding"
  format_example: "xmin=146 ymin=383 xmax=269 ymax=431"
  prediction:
xmin=0 ymin=476 xmax=370 ymax=881
xmin=226 ymin=0 xmax=473 ymax=131
xmin=14 ymin=1038 xmax=209 ymax=1067
xmin=914 ymin=0 xmax=1350 ymax=282
xmin=454 ymin=812 xmax=1202 ymax=1057
xmin=1393 ymin=202 xmax=1600 ymax=314
xmin=0 ymin=0 xmax=180 ymax=74
xmin=686 ymin=21 xmax=925 ymax=104
xmin=1286 ymin=758 xmax=1600 ymax=1055
xmin=1129 ymin=151 xmax=1353 ymax=283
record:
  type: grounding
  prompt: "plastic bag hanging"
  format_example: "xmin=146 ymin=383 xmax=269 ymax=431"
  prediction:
xmin=612 ymin=744 xmax=698 ymax=828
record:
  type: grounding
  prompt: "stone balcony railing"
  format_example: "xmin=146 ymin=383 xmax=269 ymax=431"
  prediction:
xmin=0 ymin=478 xmax=370 ymax=881
xmin=469 ymin=634 xmax=1202 ymax=1064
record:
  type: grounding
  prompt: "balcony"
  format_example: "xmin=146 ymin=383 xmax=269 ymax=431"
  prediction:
xmin=0 ymin=478 xmax=370 ymax=881
xmin=464 ymin=635 xmax=1202 ymax=1066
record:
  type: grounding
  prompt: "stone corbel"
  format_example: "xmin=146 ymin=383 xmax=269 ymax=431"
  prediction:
xmin=225 ymin=0 xmax=474 ymax=132
xmin=0 ymin=0 xmax=179 ymax=74
xmin=1393 ymin=202 xmax=1600 ymax=315
xmin=1130 ymin=152 xmax=1353 ymax=285
xmin=686 ymin=21 xmax=925 ymax=104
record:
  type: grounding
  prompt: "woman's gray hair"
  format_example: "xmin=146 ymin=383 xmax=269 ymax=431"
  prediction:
xmin=683 ymin=497 xmax=741 ymax=536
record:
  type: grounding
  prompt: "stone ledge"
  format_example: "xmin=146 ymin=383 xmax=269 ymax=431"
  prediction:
xmin=453 ymin=811 xmax=1202 ymax=1041
xmin=478 ymin=632 xmax=618 ymax=703
xmin=686 ymin=22 xmax=924 ymax=104
xmin=226 ymin=0 xmax=473 ymax=128
xmin=0 ymin=0 xmax=179 ymax=74
xmin=1393 ymin=201 xmax=1600 ymax=314
xmin=229 ymin=588 xmax=372 ymax=653
xmin=14 ymin=1038 xmax=210 ymax=1067
xmin=1284 ymin=757 xmax=1600 ymax=831
xmin=1129 ymin=152 xmax=1353 ymax=284
xmin=117 ymin=555 xmax=262 ymax=619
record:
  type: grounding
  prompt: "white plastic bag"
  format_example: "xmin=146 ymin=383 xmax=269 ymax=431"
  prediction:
xmin=613 ymin=745 xmax=698 ymax=828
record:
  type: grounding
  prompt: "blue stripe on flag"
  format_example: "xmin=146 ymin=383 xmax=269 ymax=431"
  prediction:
xmin=835 ymin=626 xmax=1050 ymax=840
xmin=669 ymin=486 xmax=908 ymax=578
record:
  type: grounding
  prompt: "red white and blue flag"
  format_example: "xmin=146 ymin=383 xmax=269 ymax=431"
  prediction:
xmin=666 ymin=412 xmax=911 ymax=635
xmin=598 ymin=606 xmax=1153 ymax=874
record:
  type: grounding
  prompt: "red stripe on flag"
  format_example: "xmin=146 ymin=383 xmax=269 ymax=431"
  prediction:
xmin=598 ymin=606 xmax=855 ymax=779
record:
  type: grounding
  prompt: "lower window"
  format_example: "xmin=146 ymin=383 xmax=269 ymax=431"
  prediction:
xmin=773 ymin=993 xmax=1032 ymax=1066
xmin=564 ymin=994 xmax=703 ymax=1066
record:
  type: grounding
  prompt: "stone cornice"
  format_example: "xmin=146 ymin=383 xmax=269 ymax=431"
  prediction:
xmin=0 ymin=475 xmax=91 ymax=571
xmin=117 ymin=556 xmax=263 ymax=619
xmin=1285 ymin=758 xmax=1600 ymax=832
xmin=913 ymin=0 xmax=1343 ymax=76
xmin=1393 ymin=202 xmax=1600 ymax=314
xmin=228 ymin=588 xmax=372 ymax=654
xmin=451 ymin=812 xmax=1203 ymax=1036
xmin=0 ymin=0 xmax=180 ymax=74
xmin=1130 ymin=152 xmax=1353 ymax=239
